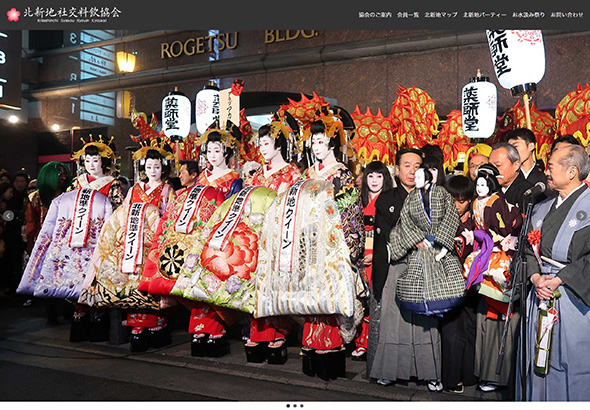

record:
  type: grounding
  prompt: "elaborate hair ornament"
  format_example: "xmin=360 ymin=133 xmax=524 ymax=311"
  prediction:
xmin=71 ymin=135 xmax=118 ymax=161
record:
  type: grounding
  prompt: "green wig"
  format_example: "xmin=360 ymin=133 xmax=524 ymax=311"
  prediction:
xmin=37 ymin=162 xmax=72 ymax=207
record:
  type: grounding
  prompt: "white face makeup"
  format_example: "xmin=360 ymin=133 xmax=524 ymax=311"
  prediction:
xmin=429 ymin=168 xmax=439 ymax=185
xmin=145 ymin=158 xmax=163 ymax=184
xmin=476 ymin=177 xmax=490 ymax=197
xmin=259 ymin=135 xmax=281 ymax=163
xmin=206 ymin=141 xmax=226 ymax=168
xmin=311 ymin=133 xmax=331 ymax=162
xmin=84 ymin=155 xmax=103 ymax=177
xmin=415 ymin=168 xmax=427 ymax=189
xmin=367 ymin=172 xmax=384 ymax=193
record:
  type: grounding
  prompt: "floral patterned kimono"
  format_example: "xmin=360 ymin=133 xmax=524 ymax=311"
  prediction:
xmin=248 ymin=163 xmax=301 ymax=343
xmin=77 ymin=182 xmax=165 ymax=311
xmin=172 ymin=186 xmax=277 ymax=315
xmin=138 ymin=185 xmax=227 ymax=336
xmin=299 ymin=161 xmax=365 ymax=349
xmin=464 ymin=192 xmax=523 ymax=307
xmin=17 ymin=189 xmax=112 ymax=299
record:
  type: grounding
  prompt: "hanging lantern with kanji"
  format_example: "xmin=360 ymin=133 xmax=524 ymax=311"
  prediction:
xmin=195 ymin=80 xmax=220 ymax=135
xmin=487 ymin=30 xmax=545 ymax=130
xmin=161 ymin=88 xmax=191 ymax=141
xmin=461 ymin=70 xmax=497 ymax=141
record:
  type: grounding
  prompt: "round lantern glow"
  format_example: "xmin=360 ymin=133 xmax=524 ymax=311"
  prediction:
xmin=486 ymin=30 xmax=545 ymax=96
xmin=162 ymin=90 xmax=191 ymax=141
xmin=195 ymin=81 xmax=220 ymax=135
xmin=461 ymin=74 xmax=497 ymax=140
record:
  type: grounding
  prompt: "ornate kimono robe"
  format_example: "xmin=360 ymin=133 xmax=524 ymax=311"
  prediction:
xmin=77 ymin=182 xmax=168 ymax=310
xmin=248 ymin=162 xmax=301 ymax=342
xmin=172 ymin=186 xmax=277 ymax=314
xmin=197 ymin=169 xmax=242 ymax=200
xmin=17 ymin=189 xmax=112 ymax=299
xmin=299 ymin=162 xmax=365 ymax=349
xmin=301 ymin=162 xmax=365 ymax=274
xmin=519 ymin=183 xmax=590 ymax=401
xmin=138 ymin=185 xmax=225 ymax=297
xmin=255 ymin=180 xmax=358 ymax=319
xmin=124 ymin=181 xmax=175 ymax=216
xmin=463 ymin=192 xmax=523 ymax=304
xmin=390 ymin=185 xmax=465 ymax=315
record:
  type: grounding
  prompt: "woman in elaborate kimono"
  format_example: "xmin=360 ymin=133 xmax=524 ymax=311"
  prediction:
xmin=243 ymin=116 xmax=301 ymax=364
xmin=195 ymin=122 xmax=243 ymax=199
xmin=298 ymin=114 xmax=365 ymax=381
xmin=172 ymin=184 xmax=277 ymax=357
xmin=122 ymin=146 xmax=175 ymax=350
xmin=139 ymin=159 xmax=226 ymax=356
xmin=18 ymin=141 xmax=117 ymax=341
xmin=170 ymin=123 xmax=246 ymax=357
xmin=71 ymin=139 xmax=124 ymax=210
xmin=77 ymin=147 xmax=173 ymax=351
xmin=460 ymin=164 xmax=522 ymax=392
xmin=352 ymin=161 xmax=393 ymax=361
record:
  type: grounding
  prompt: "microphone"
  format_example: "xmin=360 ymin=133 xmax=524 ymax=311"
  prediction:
xmin=523 ymin=181 xmax=546 ymax=197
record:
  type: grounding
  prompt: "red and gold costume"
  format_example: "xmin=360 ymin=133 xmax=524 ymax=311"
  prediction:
xmin=250 ymin=163 xmax=301 ymax=193
xmin=125 ymin=181 xmax=175 ymax=216
xmin=184 ymin=168 xmax=241 ymax=337
xmin=139 ymin=184 xmax=227 ymax=336
xmin=197 ymin=169 xmax=240 ymax=199
xmin=464 ymin=192 xmax=522 ymax=317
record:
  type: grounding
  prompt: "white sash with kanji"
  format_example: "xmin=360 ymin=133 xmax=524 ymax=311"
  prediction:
xmin=209 ymin=186 xmax=256 ymax=251
xmin=278 ymin=180 xmax=307 ymax=273
xmin=174 ymin=185 xmax=208 ymax=234
xmin=121 ymin=202 xmax=148 ymax=274
xmin=69 ymin=188 xmax=96 ymax=248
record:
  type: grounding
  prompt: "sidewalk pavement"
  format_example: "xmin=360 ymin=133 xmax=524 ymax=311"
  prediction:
xmin=0 ymin=294 xmax=508 ymax=402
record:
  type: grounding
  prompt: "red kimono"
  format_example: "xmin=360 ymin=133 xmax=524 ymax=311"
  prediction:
xmin=354 ymin=193 xmax=379 ymax=351
xmin=197 ymin=169 xmax=240 ymax=199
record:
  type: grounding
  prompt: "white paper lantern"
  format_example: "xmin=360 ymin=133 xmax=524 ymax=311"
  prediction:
xmin=462 ymin=75 xmax=497 ymax=140
xmin=195 ymin=82 xmax=220 ymax=135
xmin=487 ymin=30 xmax=545 ymax=96
xmin=162 ymin=91 xmax=191 ymax=140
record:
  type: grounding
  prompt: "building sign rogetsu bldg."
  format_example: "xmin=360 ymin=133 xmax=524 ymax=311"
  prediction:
xmin=161 ymin=30 xmax=320 ymax=59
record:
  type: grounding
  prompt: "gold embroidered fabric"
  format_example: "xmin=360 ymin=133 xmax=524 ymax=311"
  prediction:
xmin=254 ymin=179 xmax=357 ymax=319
